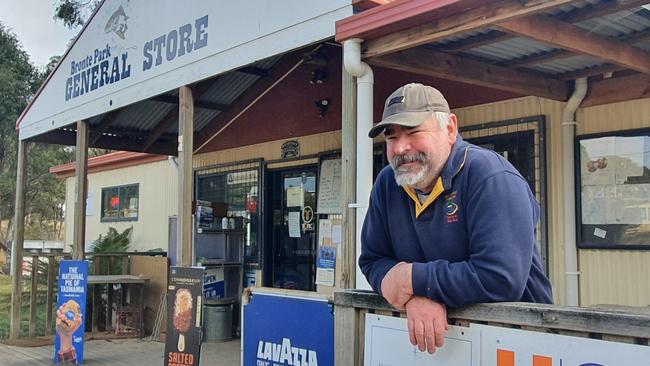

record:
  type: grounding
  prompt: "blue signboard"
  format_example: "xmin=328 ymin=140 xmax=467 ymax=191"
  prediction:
xmin=54 ymin=260 xmax=88 ymax=364
xmin=243 ymin=293 xmax=334 ymax=366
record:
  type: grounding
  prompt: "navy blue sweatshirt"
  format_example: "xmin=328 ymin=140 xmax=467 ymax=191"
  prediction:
xmin=360 ymin=136 xmax=553 ymax=308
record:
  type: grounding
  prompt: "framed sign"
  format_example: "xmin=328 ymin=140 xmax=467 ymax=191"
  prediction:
xmin=317 ymin=157 xmax=342 ymax=214
xmin=164 ymin=267 xmax=205 ymax=366
xmin=54 ymin=261 xmax=88 ymax=364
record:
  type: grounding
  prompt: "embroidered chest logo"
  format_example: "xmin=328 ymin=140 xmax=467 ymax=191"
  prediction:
xmin=445 ymin=191 xmax=459 ymax=223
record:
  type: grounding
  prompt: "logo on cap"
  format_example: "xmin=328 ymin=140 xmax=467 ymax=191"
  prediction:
xmin=387 ymin=95 xmax=405 ymax=108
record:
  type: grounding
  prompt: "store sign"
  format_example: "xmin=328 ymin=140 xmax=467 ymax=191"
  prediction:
xmin=19 ymin=0 xmax=352 ymax=140
xmin=243 ymin=292 xmax=334 ymax=366
xmin=281 ymin=141 xmax=300 ymax=159
xmin=54 ymin=260 xmax=88 ymax=364
xmin=164 ymin=267 xmax=205 ymax=366
xmin=364 ymin=314 xmax=650 ymax=366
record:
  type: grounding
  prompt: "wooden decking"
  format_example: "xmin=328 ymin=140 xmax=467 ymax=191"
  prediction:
xmin=0 ymin=338 xmax=240 ymax=366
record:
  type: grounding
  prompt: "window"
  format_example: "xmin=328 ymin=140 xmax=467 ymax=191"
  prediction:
xmin=577 ymin=130 xmax=650 ymax=249
xmin=195 ymin=160 xmax=262 ymax=266
xmin=101 ymin=184 xmax=139 ymax=222
xmin=462 ymin=116 xmax=548 ymax=269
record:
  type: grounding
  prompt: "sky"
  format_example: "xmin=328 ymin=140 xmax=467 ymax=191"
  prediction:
xmin=0 ymin=0 xmax=81 ymax=68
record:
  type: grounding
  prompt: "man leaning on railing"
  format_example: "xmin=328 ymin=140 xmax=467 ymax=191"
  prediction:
xmin=359 ymin=83 xmax=553 ymax=354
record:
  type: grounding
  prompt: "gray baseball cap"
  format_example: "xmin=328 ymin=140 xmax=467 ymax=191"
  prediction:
xmin=368 ymin=83 xmax=451 ymax=138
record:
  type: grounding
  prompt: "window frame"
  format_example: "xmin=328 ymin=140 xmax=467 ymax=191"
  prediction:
xmin=194 ymin=159 xmax=263 ymax=267
xmin=575 ymin=127 xmax=650 ymax=250
xmin=100 ymin=183 xmax=140 ymax=223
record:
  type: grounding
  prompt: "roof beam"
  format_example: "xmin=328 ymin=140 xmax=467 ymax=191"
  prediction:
xmin=500 ymin=49 xmax=567 ymax=68
xmin=502 ymin=28 xmax=650 ymax=68
xmin=435 ymin=0 xmax=648 ymax=55
xmin=362 ymin=0 xmax=575 ymax=58
xmin=143 ymin=77 xmax=220 ymax=153
xmin=29 ymin=129 xmax=177 ymax=156
xmin=369 ymin=47 xmax=567 ymax=100
xmin=558 ymin=63 xmax=625 ymax=80
xmin=194 ymin=48 xmax=306 ymax=153
xmin=142 ymin=109 xmax=179 ymax=151
xmin=583 ymin=73 xmax=650 ymax=107
xmin=89 ymin=110 xmax=121 ymax=145
xmin=497 ymin=14 xmax=650 ymax=75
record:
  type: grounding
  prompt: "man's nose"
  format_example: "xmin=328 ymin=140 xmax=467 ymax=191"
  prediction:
xmin=392 ymin=136 xmax=411 ymax=155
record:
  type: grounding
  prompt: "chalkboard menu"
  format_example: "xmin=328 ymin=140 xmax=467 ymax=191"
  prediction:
xmin=317 ymin=158 xmax=342 ymax=214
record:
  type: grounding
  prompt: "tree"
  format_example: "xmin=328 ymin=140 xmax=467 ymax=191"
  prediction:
xmin=0 ymin=24 xmax=39 ymax=243
xmin=54 ymin=0 xmax=101 ymax=28
xmin=0 ymin=24 xmax=75 ymax=243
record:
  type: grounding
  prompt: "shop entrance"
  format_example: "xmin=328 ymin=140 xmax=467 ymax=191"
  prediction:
xmin=263 ymin=166 xmax=318 ymax=291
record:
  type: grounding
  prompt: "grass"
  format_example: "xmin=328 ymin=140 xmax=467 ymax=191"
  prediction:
xmin=0 ymin=274 xmax=11 ymax=296
xmin=0 ymin=275 xmax=55 ymax=339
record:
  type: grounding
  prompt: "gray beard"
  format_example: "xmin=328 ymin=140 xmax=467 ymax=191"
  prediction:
xmin=390 ymin=153 xmax=430 ymax=188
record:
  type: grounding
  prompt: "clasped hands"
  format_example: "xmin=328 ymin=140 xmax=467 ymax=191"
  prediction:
xmin=381 ymin=261 xmax=448 ymax=354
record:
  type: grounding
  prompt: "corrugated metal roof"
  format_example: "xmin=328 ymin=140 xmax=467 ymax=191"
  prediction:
xmin=202 ymin=72 xmax=260 ymax=105
xmin=545 ymin=0 xmax=603 ymax=16
xmin=429 ymin=29 xmax=496 ymax=47
xmin=115 ymin=100 xmax=175 ymax=132
xmin=527 ymin=54 xmax=606 ymax=75
xmin=82 ymin=52 xmax=284 ymax=144
xmin=467 ymin=37 xmax=558 ymax=62
xmin=421 ymin=1 xmax=650 ymax=77
xmin=576 ymin=9 xmax=650 ymax=37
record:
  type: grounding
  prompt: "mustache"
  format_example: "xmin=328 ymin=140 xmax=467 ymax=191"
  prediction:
xmin=390 ymin=152 xmax=428 ymax=169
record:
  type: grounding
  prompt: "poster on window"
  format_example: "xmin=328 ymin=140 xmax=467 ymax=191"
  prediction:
xmin=614 ymin=136 xmax=645 ymax=184
xmin=164 ymin=267 xmax=204 ymax=366
xmin=580 ymin=137 xmax=615 ymax=186
xmin=316 ymin=219 xmax=341 ymax=287
xmin=54 ymin=260 xmax=88 ymax=364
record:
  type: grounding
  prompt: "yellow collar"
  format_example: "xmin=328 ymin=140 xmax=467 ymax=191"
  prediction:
xmin=403 ymin=178 xmax=445 ymax=218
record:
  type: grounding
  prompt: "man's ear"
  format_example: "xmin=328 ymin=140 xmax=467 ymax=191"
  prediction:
xmin=447 ymin=114 xmax=458 ymax=144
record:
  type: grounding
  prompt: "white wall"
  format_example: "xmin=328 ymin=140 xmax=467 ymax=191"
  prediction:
xmin=64 ymin=158 xmax=178 ymax=253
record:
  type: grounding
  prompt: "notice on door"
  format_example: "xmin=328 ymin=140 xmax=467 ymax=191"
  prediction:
xmin=287 ymin=186 xmax=303 ymax=207
xmin=288 ymin=211 xmax=301 ymax=238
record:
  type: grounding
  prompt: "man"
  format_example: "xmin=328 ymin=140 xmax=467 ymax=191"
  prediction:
xmin=360 ymin=83 xmax=553 ymax=354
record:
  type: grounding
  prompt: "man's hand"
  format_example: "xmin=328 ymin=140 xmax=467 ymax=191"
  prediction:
xmin=405 ymin=296 xmax=448 ymax=354
xmin=380 ymin=262 xmax=413 ymax=309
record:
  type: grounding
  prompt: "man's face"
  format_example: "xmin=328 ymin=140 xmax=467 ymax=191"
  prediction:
xmin=385 ymin=113 xmax=457 ymax=192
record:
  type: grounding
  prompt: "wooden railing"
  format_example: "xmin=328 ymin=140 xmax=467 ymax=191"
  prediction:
xmin=7 ymin=251 xmax=166 ymax=339
xmin=334 ymin=289 xmax=650 ymax=365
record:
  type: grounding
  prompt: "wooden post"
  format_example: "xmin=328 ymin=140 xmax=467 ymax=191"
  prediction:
xmin=335 ymin=305 xmax=359 ymax=366
xmin=29 ymin=256 xmax=38 ymax=337
xmin=121 ymin=255 xmax=129 ymax=274
xmin=92 ymin=258 xmax=100 ymax=334
xmin=177 ymin=86 xmax=194 ymax=267
xmin=46 ymin=256 xmax=56 ymax=334
xmin=10 ymin=140 xmax=28 ymax=340
xmin=106 ymin=257 xmax=114 ymax=330
xmin=73 ymin=120 xmax=89 ymax=260
xmin=340 ymin=68 xmax=357 ymax=289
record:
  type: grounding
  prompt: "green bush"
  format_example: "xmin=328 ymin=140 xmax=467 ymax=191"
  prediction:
xmin=90 ymin=226 xmax=131 ymax=274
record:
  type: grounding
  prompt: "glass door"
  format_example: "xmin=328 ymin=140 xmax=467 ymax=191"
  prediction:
xmin=264 ymin=166 xmax=318 ymax=291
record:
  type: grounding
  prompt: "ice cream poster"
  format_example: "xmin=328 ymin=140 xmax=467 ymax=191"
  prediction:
xmin=54 ymin=260 xmax=88 ymax=364
xmin=164 ymin=267 xmax=204 ymax=366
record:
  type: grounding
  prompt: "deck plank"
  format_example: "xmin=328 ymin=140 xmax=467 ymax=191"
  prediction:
xmin=0 ymin=338 xmax=240 ymax=365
